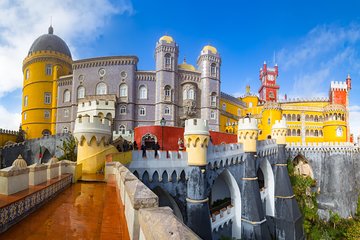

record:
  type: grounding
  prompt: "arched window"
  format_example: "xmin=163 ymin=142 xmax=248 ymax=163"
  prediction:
xmin=96 ymin=82 xmax=107 ymax=95
xmin=210 ymin=63 xmax=217 ymax=77
xmin=120 ymin=105 xmax=126 ymax=115
xmin=77 ymin=86 xmax=85 ymax=99
xmin=183 ymin=89 xmax=188 ymax=100
xmin=139 ymin=107 xmax=146 ymax=116
xmin=238 ymin=109 xmax=241 ymax=116
xmin=211 ymin=92 xmax=217 ymax=107
xmin=315 ymin=130 xmax=319 ymax=136
xmin=164 ymin=85 xmax=171 ymax=97
xmin=64 ymin=109 xmax=69 ymax=117
xmin=139 ymin=85 xmax=147 ymax=99
xmin=310 ymin=115 xmax=314 ymax=121
xmin=222 ymin=103 xmax=226 ymax=111
xmin=292 ymin=129 xmax=296 ymax=136
xmin=267 ymin=118 xmax=271 ymax=125
xmin=287 ymin=129 xmax=291 ymax=136
xmin=25 ymin=69 xmax=30 ymax=80
xmin=306 ymin=130 xmax=309 ymax=136
xmin=210 ymin=111 xmax=216 ymax=119
xmin=24 ymin=96 xmax=28 ymax=107
xmin=297 ymin=114 xmax=301 ymax=121
xmin=297 ymin=129 xmax=301 ymax=136
xmin=310 ymin=130 xmax=314 ymax=136
xmin=292 ymin=114 xmax=296 ymax=121
xmin=188 ymin=89 xmax=195 ymax=100
xmin=119 ymin=84 xmax=128 ymax=97
xmin=164 ymin=106 xmax=170 ymax=115
xmin=319 ymin=130 xmax=323 ymax=137
xmin=119 ymin=125 xmax=126 ymax=134
xmin=63 ymin=90 xmax=71 ymax=102
xmin=287 ymin=114 xmax=291 ymax=121
xmin=314 ymin=116 xmax=319 ymax=122
xmin=164 ymin=53 xmax=172 ymax=69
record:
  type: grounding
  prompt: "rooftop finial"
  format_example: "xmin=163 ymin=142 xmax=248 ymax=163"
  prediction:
xmin=48 ymin=16 xmax=54 ymax=34
xmin=183 ymin=56 xmax=187 ymax=63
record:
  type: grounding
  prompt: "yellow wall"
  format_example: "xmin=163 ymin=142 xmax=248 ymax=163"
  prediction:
xmin=259 ymin=109 xmax=282 ymax=140
xmin=77 ymin=137 xmax=119 ymax=174
xmin=219 ymin=97 xmax=244 ymax=133
xmin=0 ymin=133 xmax=17 ymax=146
xmin=22 ymin=51 xmax=72 ymax=139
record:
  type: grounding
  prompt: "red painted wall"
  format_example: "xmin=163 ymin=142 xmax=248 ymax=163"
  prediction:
xmin=331 ymin=90 xmax=347 ymax=105
xmin=134 ymin=126 xmax=237 ymax=151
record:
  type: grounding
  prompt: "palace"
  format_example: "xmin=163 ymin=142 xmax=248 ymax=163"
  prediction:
xmin=22 ymin=26 xmax=351 ymax=144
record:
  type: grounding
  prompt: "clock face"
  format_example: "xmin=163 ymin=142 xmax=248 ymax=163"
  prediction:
xmin=336 ymin=127 xmax=343 ymax=137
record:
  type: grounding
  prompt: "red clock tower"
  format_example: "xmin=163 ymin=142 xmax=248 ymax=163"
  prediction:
xmin=258 ymin=61 xmax=280 ymax=102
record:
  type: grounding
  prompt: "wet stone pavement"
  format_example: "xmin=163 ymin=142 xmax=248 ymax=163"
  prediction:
xmin=0 ymin=176 xmax=129 ymax=240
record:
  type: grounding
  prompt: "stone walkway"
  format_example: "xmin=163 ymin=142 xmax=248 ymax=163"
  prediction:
xmin=0 ymin=176 xmax=129 ymax=240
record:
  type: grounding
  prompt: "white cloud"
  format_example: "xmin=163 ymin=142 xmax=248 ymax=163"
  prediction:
xmin=0 ymin=105 xmax=21 ymax=131
xmin=0 ymin=0 xmax=133 ymax=130
xmin=349 ymin=106 xmax=360 ymax=143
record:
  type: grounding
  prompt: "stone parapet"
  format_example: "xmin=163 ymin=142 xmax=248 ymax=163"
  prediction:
xmin=0 ymin=166 xmax=29 ymax=195
xmin=29 ymin=163 xmax=47 ymax=186
xmin=46 ymin=162 xmax=60 ymax=180
xmin=138 ymin=207 xmax=201 ymax=240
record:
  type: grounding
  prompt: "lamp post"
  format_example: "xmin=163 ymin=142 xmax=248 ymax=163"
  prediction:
xmin=160 ymin=117 xmax=166 ymax=150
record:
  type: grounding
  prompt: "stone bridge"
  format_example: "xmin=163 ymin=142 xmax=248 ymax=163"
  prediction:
xmin=126 ymin=118 xmax=304 ymax=240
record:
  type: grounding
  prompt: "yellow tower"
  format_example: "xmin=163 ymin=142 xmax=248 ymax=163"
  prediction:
xmin=259 ymin=102 xmax=282 ymax=140
xmin=22 ymin=26 xmax=72 ymax=139
xmin=237 ymin=117 xmax=258 ymax=152
xmin=323 ymin=104 xmax=347 ymax=142
xmin=184 ymin=118 xmax=210 ymax=166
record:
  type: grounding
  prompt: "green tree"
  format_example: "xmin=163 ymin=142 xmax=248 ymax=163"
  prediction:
xmin=57 ymin=136 xmax=77 ymax=162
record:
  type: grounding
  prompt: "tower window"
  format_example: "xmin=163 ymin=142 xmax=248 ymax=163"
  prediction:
xmin=164 ymin=85 xmax=171 ymax=97
xmin=45 ymin=64 xmax=52 ymax=75
xmin=164 ymin=53 xmax=172 ymax=69
xmin=24 ymin=112 xmax=27 ymax=120
xmin=210 ymin=63 xmax=217 ymax=77
xmin=139 ymin=85 xmax=147 ymax=99
xmin=210 ymin=111 xmax=216 ymax=119
xmin=25 ymin=69 xmax=30 ymax=80
xmin=77 ymin=86 xmax=85 ymax=99
xmin=120 ymin=84 xmax=128 ymax=97
xmin=268 ymin=118 xmax=271 ymax=125
xmin=44 ymin=92 xmax=51 ymax=104
xmin=64 ymin=109 xmax=69 ymax=117
xmin=188 ymin=89 xmax=195 ymax=100
xmin=139 ymin=107 xmax=146 ymax=116
xmin=164 ymin=106 xmax=170 ymax=115
xmin=183 ymin=89 xmax=188 ymax=100
xmin=120 ymin=105 xmax=127 ymax=114
xmin=63 ymin=90 xmax=71 ymax=103
xmin=24 ymin=95 xmax=28 ymax=107
xmin=222 ymin=103 xmax=226 ymax=111
xmin=62 ymin=127 xmax=69 ymax=134
xmin=44 ymin=110 xmax=50 ymax=119
xmin=211 ymin=92 xmax=217 ymax=107
xmin=96 ymin=82 xmax=107 ymax=95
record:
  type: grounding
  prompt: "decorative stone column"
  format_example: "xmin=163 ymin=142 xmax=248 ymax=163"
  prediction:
xmin=184 ymin=118 xmax=212 ymax=239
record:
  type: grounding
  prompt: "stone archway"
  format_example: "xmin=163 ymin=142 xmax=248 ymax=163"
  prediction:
xmin=152 ymin=186 xmax=184 ymax=222
xmin=258 ymin=159 xmax=275 ymax=217
xmin=141 ymin=133 xmax=157 ymax=149
xmin=210 ymin=169 xmax=241 ymax=239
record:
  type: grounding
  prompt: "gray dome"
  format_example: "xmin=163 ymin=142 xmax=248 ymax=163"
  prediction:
xmin=28 ymin=26 xmax=72 ymax=58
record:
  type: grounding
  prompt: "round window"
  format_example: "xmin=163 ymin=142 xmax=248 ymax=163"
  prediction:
xmin=98 ymin=68 xmax=106 ymax=77
xmin=120 ymin=71 xmax=127 ymax=78
xmin=78 ymin=75 xmax=84 ymax=81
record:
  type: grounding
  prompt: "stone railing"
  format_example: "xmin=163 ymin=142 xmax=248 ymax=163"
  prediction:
xmin=105 ymin=162 xmax=200 ymax=240
xmin=257 ymin=139 xmax=278 ymax=157
xmin=207 ymin=143 xmax=245 ymax=168
xmin=128 ymin=150 xmax=188 ymax=181
xmin=211 ymin=205 xmax=234 ymax=231
xmin=287 ymin=142 xmax=359 ymax=153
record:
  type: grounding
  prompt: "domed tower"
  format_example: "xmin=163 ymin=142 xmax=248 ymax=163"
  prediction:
xmin=260 ymin=102 xmax=282 ymax=141
xmin=197 ymin=45 xmax=221 ymax=131
xmin=323 ymin=104 xmax=347 ymax=142
xmin=22 ymin=26 xmax=73 ymax=139
xmin=154 ymin=35 xmax=179 ymax=126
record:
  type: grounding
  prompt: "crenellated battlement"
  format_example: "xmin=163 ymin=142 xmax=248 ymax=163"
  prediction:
xmin=77 ymin=96 xmax=116 ymax=119
xmin=238 ymin=117 xmax=258 ymax=130
xmin=184 ymin=118 xmax=209 ymax=135
xmin=0 ymin=129 xmax=19 ymax=135
xmin=279 ymin=97 xmax=329 ymax=103
xmin=287 ymin=141 xmax=358 ymax=153
xmin=331 ymin=81 xmax=347 ymax=91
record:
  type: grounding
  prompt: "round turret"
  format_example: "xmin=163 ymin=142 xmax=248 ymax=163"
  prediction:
xmin=323 ymin=104 xmax=347 ymax=142
xmin=272 ymin=118 xmax=287 ymax=145
xmin=238 ymin=117 xmax=258 ymax=152
xmin=12 ymin=155 xmax=27 ymax=168
xmin=260 ymin=102 xmax=282 ymax=140
xmin=184 ymin=118 xmax=209 ymax=166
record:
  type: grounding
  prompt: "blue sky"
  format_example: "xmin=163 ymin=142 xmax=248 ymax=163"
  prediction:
xmin=1 ymin=0 xmax=360 ymax=137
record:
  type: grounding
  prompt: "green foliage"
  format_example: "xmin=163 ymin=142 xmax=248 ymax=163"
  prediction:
xmin=287 ymin=159 xmax=360 ymax=239
xmin=57 ymin=136 xmax=77 ymax=162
